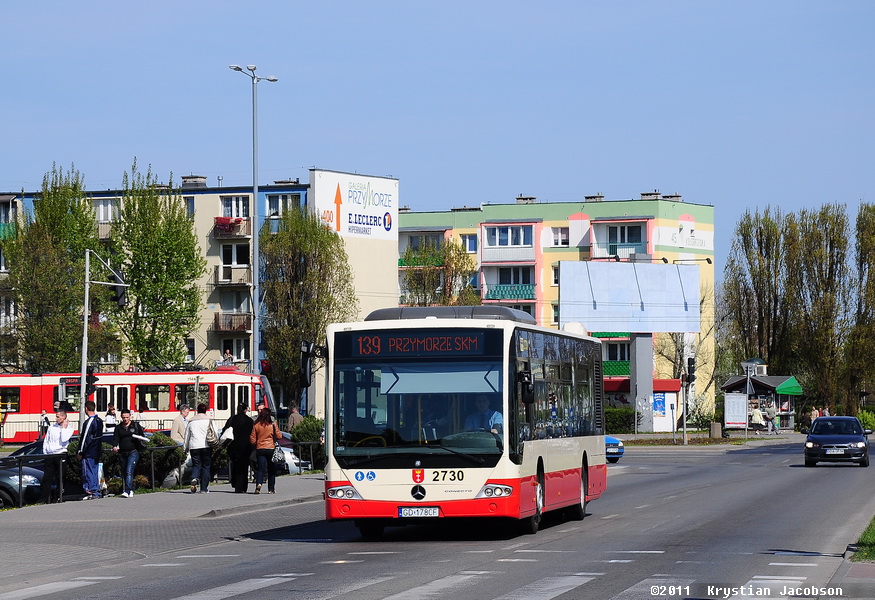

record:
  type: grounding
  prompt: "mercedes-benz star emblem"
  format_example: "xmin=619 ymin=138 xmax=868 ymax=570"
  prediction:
xmin=411 ymin=485 xmax=426 ymax=500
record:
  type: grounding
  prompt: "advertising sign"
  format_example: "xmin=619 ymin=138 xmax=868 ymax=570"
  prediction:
xmin=653 ymin=392 xmax=666 ymax=417
xmin=724 ymin=392 xmax=749 ymax=428
xmin=311 ymin=169 xmax=398 ymax=241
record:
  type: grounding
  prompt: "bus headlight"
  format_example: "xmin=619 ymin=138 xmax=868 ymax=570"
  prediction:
xmin=476 ymin=484 xmax=513 ymax=499
xmin=326 ymin=485 xmax=362 ymax=500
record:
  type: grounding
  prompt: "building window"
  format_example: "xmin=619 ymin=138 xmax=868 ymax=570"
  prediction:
xmin=222 ymin=195 xmax=250 ymax=219
xmin=461 ymin=234 xmax=477 ymax=253
xmin=552 ymin=265 xmax=560 ymax=286
xmin=220 ymin=290 xmax=250 ymax=313
xmin=0 ymin=295 xmax=15 ymax=328
xmin=607 ymin=343 xmax=630 ymax=361
xmin=506 ymin=303 xmax=534 ymax=316
xmin=499 ymin=267 xmax=532 ymax=285
xmin=552 ymin=305 xmax=559 ymax=324
xmin=408 ymin=234 xmax=442 ymax=252
xmin=221 ymin=243 xmax=250 ymax=266
xmin=485 ymin=225 xmax=533 ymax=248
xmin=552 ymin=227 xmax=569 ymax=247
xmin=0 ymin=248 xmax=7 ymax=273
xmin=0 ymin=201 xmax=12 ymax=224
xmin=267 ymin=193 xmax=300 ymax=217
xmin=184 ymin=339 xmax=195 ymax=363
xmin=608 ymin=224 xmax=642 ymax=246
xmin=184 ymin=196 xmax=195 ymax=217
xmin=94 ymin=198 xmax=118 ymax=223
xmin=223 ymin=339 xmax=250 ymax=362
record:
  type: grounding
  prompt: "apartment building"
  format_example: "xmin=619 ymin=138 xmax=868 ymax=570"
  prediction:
xmin=398 ymin=191 xmax=716 ymax=427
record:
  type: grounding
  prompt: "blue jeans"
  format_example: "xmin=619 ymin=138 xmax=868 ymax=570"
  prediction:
xmin=121 ymin=450 xmax=139 ymax=495
xmin=255 ymin=448 xmax=277 ymax=493
xmin=191 ymin=448 xmax=212 ymax=491
xmin=82 ymin=456 xmax=100 ymax=497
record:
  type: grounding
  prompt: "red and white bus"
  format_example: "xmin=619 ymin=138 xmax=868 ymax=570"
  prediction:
xmin=319 ymin=306 xmax=607 ymax=538
xmin=0 ymin=367 xmax=276 ymax=443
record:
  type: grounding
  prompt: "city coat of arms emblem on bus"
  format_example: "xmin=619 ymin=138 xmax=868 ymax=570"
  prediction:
xmin=412 ymin=469 xmax=424 ymax=483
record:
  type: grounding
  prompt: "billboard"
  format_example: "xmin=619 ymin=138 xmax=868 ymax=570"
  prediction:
xmin=559 ymin=261 xmax=701 ymax=333
xmin=310 ymin=169 xmax=399 ymax=241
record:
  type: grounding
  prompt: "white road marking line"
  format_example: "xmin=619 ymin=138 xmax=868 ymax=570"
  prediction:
xmin=381 ymin=573 xmax=486 ymax=600
xmin=263 ymin=573 xmax=314 ymax=577
xmin=497 ymin=558 xmax=539 ymax=562
xmin=0 ymin=581 xmax=98 ymax=600
xmin=635 ymin=505 xmax=651 ymax=509
xmin=501 ymin=542 xmax=532 ymax=550
xmin=177 ymin=555 xmax=240 ymax=558
xmin=609 ymin=577 xmax=696 ymax=600
xmin=601 ymin=514 xmax=621 ymax=519
xmin=752 ymin=575 xmax=806 ymax=580
xmin=611 ymin=550 xmax=664 ymax=553
xmin=348 ymin=551 xmax=399 ymax=555
xmin=768 ymin=562 xmax=818 ymax=567
xmin=515 ymin=549 xmax=575 ymax=553
xmin=573 ymin=572 xmax=606 ymax=576
xmin=319 ymin=559 xmax=364 ymax=564
xmin=167 ymin=577 xmax=287 ymax=600
xmin=493 ymin=575 xmax=595 ymax=600
xmin=73 ymin=576 xmax=124 ymax=580
xmin=595 ymin=559 xmax=633 ymax=563
xmin=466 ymin=550 xmax=494 ymax=553
xmin=143 ymin=563 xmax=187 ymax=567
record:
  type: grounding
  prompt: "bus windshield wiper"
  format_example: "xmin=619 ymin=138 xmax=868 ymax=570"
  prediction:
xmin=435 ymin=445 xmax=487 ymax=465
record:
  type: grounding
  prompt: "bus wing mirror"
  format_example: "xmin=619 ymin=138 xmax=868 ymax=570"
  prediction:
xmin=517 ymin=371 xmax=534 ymax=404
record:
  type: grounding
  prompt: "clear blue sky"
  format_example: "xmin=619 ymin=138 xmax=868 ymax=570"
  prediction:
xmin=3 ymin=1 xmax=873 ymax=276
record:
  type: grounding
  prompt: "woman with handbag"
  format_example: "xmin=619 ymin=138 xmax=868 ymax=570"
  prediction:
xmin=249 ymin=407 xmax=281 ymax=494
xmin=184 ymin=403 xmax=217 ymax=494
xmin=223 ymin=403 xmax=254 ymax=493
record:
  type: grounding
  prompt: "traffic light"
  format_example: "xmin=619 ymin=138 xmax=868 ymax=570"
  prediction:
xmin=110 ymin=271 xmax=128 ymax=308
xmin=85 ymin=366 xmax=99 ymax=397
xmin=687 ymin=356 xmax=696 ymax=384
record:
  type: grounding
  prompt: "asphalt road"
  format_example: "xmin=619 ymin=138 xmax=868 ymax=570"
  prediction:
xmin=1 ymin=438 xmax=874 ymax=599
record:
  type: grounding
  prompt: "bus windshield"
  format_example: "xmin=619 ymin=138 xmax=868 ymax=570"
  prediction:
xmin=332 ymin=357 xmax=506 ymax=465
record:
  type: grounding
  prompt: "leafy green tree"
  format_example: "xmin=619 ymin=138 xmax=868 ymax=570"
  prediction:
xmin=400 ymin=238 xmax=480 ymax=306
xmin=261 ymin=206 xmax=358 ymax=407
xmin=845 ymin=204 xmax=875 ymax=413
xmin=110 ymin=161 xmax=206 ymax=368
xmin=3 ymin=164 xmax=113 ymax=372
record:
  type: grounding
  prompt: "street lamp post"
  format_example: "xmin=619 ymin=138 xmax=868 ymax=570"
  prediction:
xmin=229 ymin=65 xmax=277 ymax=374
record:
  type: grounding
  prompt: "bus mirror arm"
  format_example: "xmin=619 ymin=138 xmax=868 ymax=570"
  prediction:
xmin=517 ymin=371 xmax=535 ymax=404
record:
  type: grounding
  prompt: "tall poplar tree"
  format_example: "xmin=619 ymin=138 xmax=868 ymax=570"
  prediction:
xmin=261 ymin=206 xmax=358 ymax=406
xmin=110 ymin=161 xmax=206 ymax=368
xmin=400 ymin=239 xmax=480 ymax=306
xmin=4 ymin=164 xmax=109 ymax=372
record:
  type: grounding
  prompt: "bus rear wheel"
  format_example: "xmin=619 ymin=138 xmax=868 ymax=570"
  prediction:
xmin=520 ymin=469 xmax=545 ymax=535
xmin=567 ymin=463 xmax=587 ymax=521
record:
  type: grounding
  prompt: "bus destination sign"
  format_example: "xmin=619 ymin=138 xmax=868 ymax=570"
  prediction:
xmin=352 ymin=331 xmax=486 ymax=357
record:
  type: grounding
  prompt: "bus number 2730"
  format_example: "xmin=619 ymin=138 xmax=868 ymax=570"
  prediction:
xmin=432 ymin=470 xmax=464 ymax=482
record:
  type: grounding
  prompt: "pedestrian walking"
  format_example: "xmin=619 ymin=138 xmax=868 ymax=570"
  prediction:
xmin=750 ymin=403 xmax=766 ymax=435
xmin=249 ymin=408 xmax=281 ymax=494
xmin=77 ymin=400 xmax=104 ymax=499
xmin=38 ymin=409 xmax=50 ymax=440
xmin=184 ymin=403 xmax=216 ymax=493
xmin=764 ymin=402 xmax=779 ymax=435
xmin=104 ymin=405 xmax=118 ymax=433
xmin=170 ymin=404 xmax=190 ymax=444
xmin=285 ymin=405 xmax=304 ymax=433
xmin=112 ymin=408 xmax=146 ymax=498
xmin=39 ymin=409 xmax=75 ymax=504
xmin=223 ymin=403 xmax=254 ymax=493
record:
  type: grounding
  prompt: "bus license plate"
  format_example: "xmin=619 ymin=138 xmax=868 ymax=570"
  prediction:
xmin=826 ymin=448 xmax=845 ymax=455
xmin=399 ymin=506 xmax=439 ymax=518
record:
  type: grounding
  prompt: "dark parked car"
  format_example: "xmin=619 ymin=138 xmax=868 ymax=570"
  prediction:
xmin=0 ymin=466 xmax=44 ymax=508
xmin=606 ymin=435 xmax=624 ymax=463
xmin=802 ymin=416 xmax=871 ymax=467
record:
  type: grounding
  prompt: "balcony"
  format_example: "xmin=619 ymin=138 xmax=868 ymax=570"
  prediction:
xmin=484 ymin=283 xmax=536 ymax=300
xmin=214 ymin=265 xmax=252 ymax=286
xmin=213 ymin=217 xmax=252 ymax=239
xmin=97 ymin=222 xmax=113 ymax=240
xmin=214 ymin=312 xmax=252 ymax=333
xmin=591 ymin=241 xmax=647 ymax=260
xmin=481 ymin=245 xmax=536 ymax=263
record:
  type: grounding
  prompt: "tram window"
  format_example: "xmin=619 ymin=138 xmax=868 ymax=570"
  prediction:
xmin=136 ymin=385 xmax=171 ymax=411
xmin=236 ymin=385 xmax=248 ymax=409
xmin=216 ymin=386 xmax=229 ymax=412
xmin=95 ymin=388 xmax=109 ymax=412
xmin=0 ymin=387 xmax=20 ymax=412
xmin=117 ymin=387 xmax=129 ymax=411
xmin=176 ymin=384 xmax=209 ymax=408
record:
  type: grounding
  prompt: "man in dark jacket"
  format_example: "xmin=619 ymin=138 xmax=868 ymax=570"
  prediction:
xmin=77 ymin=400 xmax=104 ymax=499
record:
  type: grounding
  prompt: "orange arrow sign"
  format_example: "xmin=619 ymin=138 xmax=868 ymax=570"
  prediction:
xmin=334 ymin=184 xmax=342 ymax=232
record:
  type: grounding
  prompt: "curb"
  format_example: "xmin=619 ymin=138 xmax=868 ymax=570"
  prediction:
xmin=198 ymin=494 xmax=323 ymax=518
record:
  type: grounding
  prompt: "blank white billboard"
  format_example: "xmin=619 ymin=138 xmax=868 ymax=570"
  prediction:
xmin=559 ymin=261 xmax=701 ymax=333
xmin=311 ymin=169 xmax=399 ymax=241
